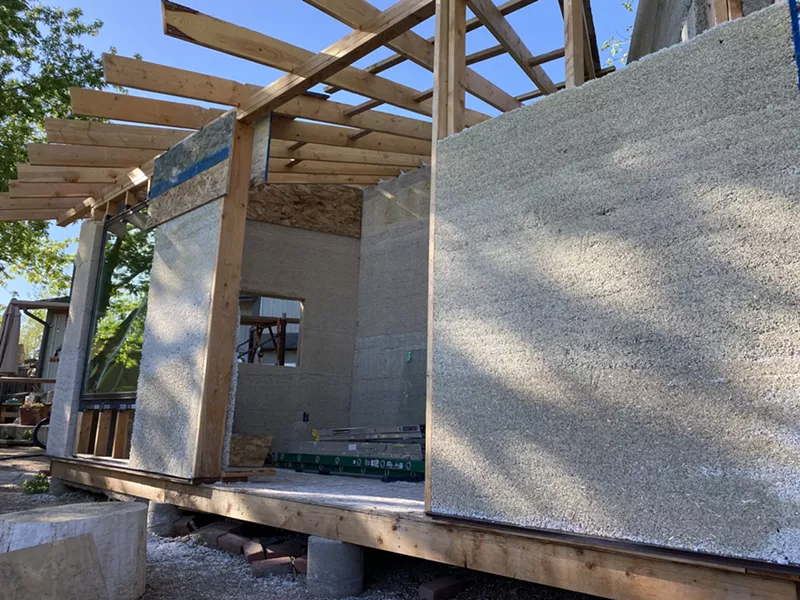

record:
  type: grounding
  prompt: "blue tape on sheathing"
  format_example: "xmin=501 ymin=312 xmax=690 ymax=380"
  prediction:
xmin=791 ymin=0 xmax=800 ymax=88
xmin=149 ymin=111 xmax=235 ymax=200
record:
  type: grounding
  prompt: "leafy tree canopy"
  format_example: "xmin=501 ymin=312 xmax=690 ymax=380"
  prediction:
xmin=0 ymin=1 xmax=106 ymax=298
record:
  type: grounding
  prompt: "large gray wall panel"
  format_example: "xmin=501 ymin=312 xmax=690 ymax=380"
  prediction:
xmin=351 ymin=167 xmax=430 ymax=427
xmin=431 ymin=5 xmax=800 ymax=565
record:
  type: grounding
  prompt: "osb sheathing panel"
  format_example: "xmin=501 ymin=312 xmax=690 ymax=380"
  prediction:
xmin=246 ymin=183 xmax=362 ymax=238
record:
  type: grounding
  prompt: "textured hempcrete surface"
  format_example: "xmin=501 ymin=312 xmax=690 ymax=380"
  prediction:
xmin=431 ymin=4 xmax=800 ymax=564
xmin=233 ymin=221 xmax=360 ymax=449
xmin=351 ymin=168 xmax=430 ymax=427
xmin=129 ymin=200 xmax=222 ymax=478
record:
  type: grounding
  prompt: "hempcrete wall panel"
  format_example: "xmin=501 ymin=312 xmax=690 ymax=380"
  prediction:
xmin=430 ymin=4 xmax=800 ymax=564
xmin=350 ymin=167 xmax=430 ymax=427
xmin=233 ymin=221 xmax=361 ymax=450
xmin=129 ymin=199 xmax=223 ymax=479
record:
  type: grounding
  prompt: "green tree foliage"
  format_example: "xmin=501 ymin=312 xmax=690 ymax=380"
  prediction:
xmin=0 ymin=1 xmax=106 ymax=296
xmin=602 ymin=1 xmax=635 ymax=67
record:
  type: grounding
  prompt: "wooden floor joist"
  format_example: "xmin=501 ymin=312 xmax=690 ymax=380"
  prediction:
xmin=27 ymin=144 xmax=159 ymax=168
xmin=15 ymin=165 xmax=131 ymax=183
xmin=51 ymin=458 xmax=800 ymax=600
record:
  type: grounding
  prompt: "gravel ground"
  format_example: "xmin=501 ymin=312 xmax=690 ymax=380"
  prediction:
xmin=0 ymin=448 xmax=594 ymax=599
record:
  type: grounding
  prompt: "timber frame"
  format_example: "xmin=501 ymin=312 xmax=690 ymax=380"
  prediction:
xmin=8 ymin=2 xmax=793 ymax=598
xmin=2 ymin=0 xmax=609 ymax=224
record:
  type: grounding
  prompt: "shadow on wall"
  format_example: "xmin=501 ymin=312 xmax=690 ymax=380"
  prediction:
xmin=429 ymin=10 xmax=800 ymax=562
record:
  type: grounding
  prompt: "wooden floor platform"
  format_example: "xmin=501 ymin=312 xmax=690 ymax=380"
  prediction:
xmin=51 ymin=457 xmax=800 ymax=600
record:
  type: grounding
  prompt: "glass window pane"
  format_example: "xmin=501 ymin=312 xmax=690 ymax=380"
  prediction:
xmin=84 ymin=213 xmax=155 ymax=395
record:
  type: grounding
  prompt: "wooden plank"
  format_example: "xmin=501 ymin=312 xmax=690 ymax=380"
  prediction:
xmin=192 ymin=119 xmax=254 ymax=479
xmin=323 ymin=0 xmax=540 ymax=94
xmin=161 ymin=0 xmax=489 ymax=126
xmin=564 ymin=0 xmax=584 ymax=88
xmin=271 ymin=117 xmax=431 ymax=156
xmin=57 ymin=160 xmax=154 ymax=227
xmin=103 ymin=54 xmax=432 ymax=141
xmin=8 ymin=181 xmax=110 ymax=198
xmin=15 ymin=164 xmax=129 ymax=183
xmin=432 ymin=0 xmax=451 ymax=141
xmin=238 ymin=0 xmax=437 ymax=123
xmin=0 ymin=197 xmax=87 ymax=211
xmin=708 ymin=0 xmax=729 ymax=26
xmin=305 ymin=0 xmax=521 ymax=113
xmin=93 ymin=410 xmax=113 ymax=456
xmin=466 ymin=0 xmax=557 ymax=94
xmin=515 ymin=65 xmax=615 ymax=101
xmin=269 ymin=159 xmax=402 ymax=176
xmin=111 ymin=410 xmax=133 ymax=459
xmin=266 ymin=173 xmax=385 ymax=185
xmin=70 ymin=88 xmax=225 ymax=129
xmin=28 ymin=144 xmax=158 ymax=168
xmin=75 ymin=410 xmax=96 ymax=454
xmin=51 ymin=458 xmax=800 ymax=600
xmin=446 ymin=0 xmax=467 ymax=135
xmin=727 ymin=0 xmax=743 ymax=20
xmin=0 ymin=208 xmax=73 ymax=221
xmin=45 ymin=117 xmax=190 ymax=150
xmin=270 ymin=140 xmax=427 ymax=168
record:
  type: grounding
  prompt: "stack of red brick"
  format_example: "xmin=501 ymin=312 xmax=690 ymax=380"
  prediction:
xmin=173 ymin=515 xmax=308 ymax=577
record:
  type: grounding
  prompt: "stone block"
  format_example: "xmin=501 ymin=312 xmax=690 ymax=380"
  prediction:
xmin=306 ymin=536 xmax=363 ymax=598
xmin=189 ymin=521 xmax=240 ymax=547
xmin=251 ymin=556 xmax=294 ymax=577
xmin=293 ymin=554 xmax=308 ymax=574
xmin=0 ymin=502 xmax=146 ymax=600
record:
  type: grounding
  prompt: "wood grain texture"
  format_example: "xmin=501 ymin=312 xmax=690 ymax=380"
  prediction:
xmin=247 ymin=182 xmax=362 ymax=238
xmin=45 ymin=118 xmax=190 ymax=150
xmin=192 ymin=119 xmax=254 ymax=479
xmin=228 ymin=434 xmax=273 ymax=467
xmin=15 ymin=165 xmax=130 ymax=183
xmin=52 ymin=458 xmax=800 ymax=600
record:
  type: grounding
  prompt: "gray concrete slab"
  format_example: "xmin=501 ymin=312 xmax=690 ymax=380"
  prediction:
xmin=430 ymin=3 xmax=800 ymax=564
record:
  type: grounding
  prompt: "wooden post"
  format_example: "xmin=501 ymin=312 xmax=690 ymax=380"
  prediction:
xmin=93 ymin=410 xmax=114 ymax=456
xmin=111 ymin=410 xmax=133 ymax=458
xmin=564 ymin=0 xmax=585 ymax=89
xmin=75 ymin=410 xmax=96 ymax=454
xmin=191 ymin=118 xmax=255 ymax=480
xmin=446 ymin=0 xmax=466 ymax=136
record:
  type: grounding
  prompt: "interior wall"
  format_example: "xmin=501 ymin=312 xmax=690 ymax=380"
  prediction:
xmin=350 ymin=167 xmax=430 ymax=428
xmin=233 ymin=221 xmax=360 ymax=450
xmin=431 ymin=4 xmax=800 ymax=565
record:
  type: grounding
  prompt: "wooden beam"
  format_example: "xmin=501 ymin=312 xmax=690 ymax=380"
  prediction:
xmin=0 ymin=195 xmax=82 ymax=210
xmin=52 ymin=458 xmax=799 ymax=600
xmin=8 ymin=181 xmax=111 ymax=198
xmin=15 ymin=165 xmax=129 ymax=183
xmin=27 ymin=144 xmax=159 ymax=168
xmin=238 ymin=0 xmax=436 ymax=124
xmin=161 ymin=0 xmax=489 ymax=126
xmin=0 ymin=208 xmax=68 ymax=221
xmin=305 ymin=0 xmax=521 ymax=113
xmin=103 ymin=54 xmax=432 ymax=141
xmin=466 ymin=0 xmax=557 ymax=94
xmin=270 ymin=140 xmax=427 ymax=168
xmin=93 ymin=411 xmax=113 ymax=456
xmin=271 ymin=116 xmax=430 ymax=156
xmin=74 ymin=412 xmax=96 ymax=454
xmin=193 ymin=119 xmax=254 ymax=479
xmin=446 ymin=0 xmax=467 ymax=135
xmin=45 ymin=117 xmax=189 ymax=150
xmin=267 ymin=173 xmax=385 ymax=185
xmin=727 ymin=0 xmax=743 ymax=20
xmin=515 ymin=65 xmax=614 ymax=101
xmin=323 ymin=0 xmax=539 ymax=94
xmin=564 ymin=0 xmax=584 ymax=88
xmin=70 ymin=88 xmax=225 ymax=129
xmin=707 ymin=0 xmax=729 ymax=26
xmin=268 ymin=159 xmax=402 ymax=176
xmin=57 ymin=160 xmax=154 ymax=227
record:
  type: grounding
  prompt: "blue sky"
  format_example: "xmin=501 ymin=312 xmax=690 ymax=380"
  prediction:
xmin=1 ymin=0 xmax=637 ymax=305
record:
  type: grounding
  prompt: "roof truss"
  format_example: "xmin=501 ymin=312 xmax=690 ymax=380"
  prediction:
xmin=3 ymin=0 xmax=608 ymax=224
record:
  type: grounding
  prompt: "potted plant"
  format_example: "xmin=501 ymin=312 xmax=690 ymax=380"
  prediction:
xmin=19 ymin=398 xmax=47 ymax=426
